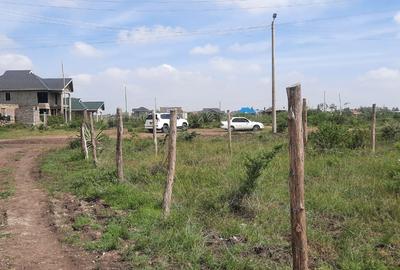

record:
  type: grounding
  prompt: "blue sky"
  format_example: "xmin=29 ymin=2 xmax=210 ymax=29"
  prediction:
xmin=0 ymin=0 xmax=399 ymax=112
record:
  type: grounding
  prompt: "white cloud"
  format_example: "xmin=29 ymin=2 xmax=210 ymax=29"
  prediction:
xmin=0 ymin=54 xmax=33 ymax=73
xmin=0 ymin=34 xmax=16 ymax=49
xmin=118 ymin=25 xmax=186 ymax=44
xmin=72 ymin=42 xmax=102 ymax=58
xmin=72 ymin=74 xmax=92 ymax=85
xmin=395 ymin=12 xmax=400 ymax=24
xmin=228 ymin=42 xmax=266 ymax=53
xmin=210 ymin=57 xmax=262 ymax=73
xmin=364 ymin=67 xmax=400 ymax=80
xmin=190 ymin=44 xmax=219 ymax=55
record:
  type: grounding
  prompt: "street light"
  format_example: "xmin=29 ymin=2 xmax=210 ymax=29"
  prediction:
xmin=271 ymin=13 xmax=277 ymax=133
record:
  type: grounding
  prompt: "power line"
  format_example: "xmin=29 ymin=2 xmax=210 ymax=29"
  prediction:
xmin=0 ymin=0 xmax=352 ymax=13
xmin=0 ymin=1 xmax=116 ymax=11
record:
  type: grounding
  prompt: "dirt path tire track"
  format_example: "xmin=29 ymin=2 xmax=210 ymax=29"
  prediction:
xmin=0 ymin=143 xmax=89 ymax=270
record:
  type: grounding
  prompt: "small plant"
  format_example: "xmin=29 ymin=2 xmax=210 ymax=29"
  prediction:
xmin=179 ymin=131 xmax=198 ymax=142
xmin=229 ymin=144 xmax=283 ymax=213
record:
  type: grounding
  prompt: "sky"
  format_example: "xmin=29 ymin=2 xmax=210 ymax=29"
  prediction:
xmin=0 ymin=0 xmax=399 ymax=113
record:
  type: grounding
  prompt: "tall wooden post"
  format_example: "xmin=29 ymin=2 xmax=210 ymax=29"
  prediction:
xmin=116 ymin=108 xmax=124 ymax=181
xmin=153 ymin=110 xmax=158 ymax=156
xmin=89 ymin=112 xmax=98 ymax=166
xmin=287 ymin=84 xmax=308 ymax=270
xmin=371 ymin=104 xmax=376 ymax=153
xmin=162 ymin=109 xmax=177 ymax=217
xmin=227 ymin=110 xmax=232 ymax=155
xmin=302 ymin=98 xmax=308 ymax=146
xmin=80 ymin=122 xmax=89 ymax=160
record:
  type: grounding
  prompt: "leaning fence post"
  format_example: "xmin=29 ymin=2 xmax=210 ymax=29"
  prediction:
xmin=287 ymin=84 xmax=309 ymax=270
xmin=302 ymin=98 xmax=308 ymax=146
xmin=371 ymin=104 xmax=376 ymax=153
xmin=80 ymin=122 xmax=89 ymax=160
xmin=162 ymin=109 xmax=177 ymax=217
xmin=89 ymin=112 xmax=98 ymax=166
xmin=153 ymin=109 xmax=158 ymax=156
xmin=227 ymin=110 xmax=232 ymax=156
xmin=116 ymin=108 xmax=124 ymax=181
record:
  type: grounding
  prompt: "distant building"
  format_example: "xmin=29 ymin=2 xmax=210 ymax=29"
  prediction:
xmin=261 ymin=106 xmax=286 ymax=115
xmin=132 ymin=107 xmax=151 ymax=118
xmin=0 ymin=70 xmax=73 ymax=125
xmin=202 ymin=108 xmax=222 ymax=114
xmin=70 ymin=98 xmax=105 ymax=121
xmin=160 ymin=106 xmax=187 ymax=118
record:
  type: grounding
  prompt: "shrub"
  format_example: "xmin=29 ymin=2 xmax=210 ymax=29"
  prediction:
xmin=179 ymin=131 xmax=198 ymax=142
xmin=311 ymin=123 xmax=348 ymax=150
xmin=47 ymin=115 xmax=64 ymax=127
xmin=381 ymin=122 xmax=400 ymax=141
xmin=69 ymin=138 xmax=81 ymax=149
xmin=346 ymin=128 xmax=369 ymax=149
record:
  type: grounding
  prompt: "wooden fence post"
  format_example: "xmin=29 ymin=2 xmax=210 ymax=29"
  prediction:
xmin=116 ymin=108 xmax=124 ymax=181
xmin=80 ymin=122 xmax=89 ymax=160
xmin=162 ymin=109 xmax=177 ymax=217
xmin=287 ymin=84 xmax=309 ymax=270
xmin=371 ymin=104 xmax=376 ymax=153
xmin=43 ymin=112 xmax=47 ymax=127
xmin=227 ymin=110 xmax=232 ymax=156
xmin=89 ymin=112 xmax=98 ymax=166
xmin=302 ymin=98 xmax=308 ymax=146
xmin=153 ymin=109 xmax=158 ymax=156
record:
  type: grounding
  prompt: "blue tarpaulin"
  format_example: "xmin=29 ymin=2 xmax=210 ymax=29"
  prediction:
xmin=239 ymin=107 xmax=256 ymax=115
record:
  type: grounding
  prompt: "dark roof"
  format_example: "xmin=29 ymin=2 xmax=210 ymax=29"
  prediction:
xmin=82 ymin=101 xmax=105 ymax=111
xmin=0 ymin=70 xmax=73 ymax=92
xmin=132 ymin=107 xmax=150 ymax=112
xmin=70 ymin=98 xmax=87 ymax=111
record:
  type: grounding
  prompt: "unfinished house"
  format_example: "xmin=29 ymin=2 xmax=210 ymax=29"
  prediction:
xmin=0 ymin=70 xmax=73 ymax=125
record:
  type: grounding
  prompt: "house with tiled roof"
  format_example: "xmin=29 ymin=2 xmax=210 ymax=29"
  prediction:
xmin=70 ymin=98 xmax=105 ymax=121
xmin=0 ymin=70 xmax=73 ymax=125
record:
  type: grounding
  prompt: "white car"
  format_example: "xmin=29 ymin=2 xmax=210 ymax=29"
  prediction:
xmin=221 ymin=117 xmax=264 ymax=131
xmin=145 ymin=113 xmax=189 ymax=133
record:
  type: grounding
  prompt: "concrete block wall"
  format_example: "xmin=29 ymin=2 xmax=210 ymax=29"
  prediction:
xmin=15 ymin=106 xmax=41 ymax=126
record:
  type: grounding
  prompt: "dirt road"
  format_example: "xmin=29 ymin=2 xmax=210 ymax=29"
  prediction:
xmin=0 ymin=140 xmax=89 ymax=270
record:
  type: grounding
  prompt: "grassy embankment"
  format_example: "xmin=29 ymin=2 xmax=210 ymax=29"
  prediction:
xmin=40 ymin=128 xmax=400 ymax=269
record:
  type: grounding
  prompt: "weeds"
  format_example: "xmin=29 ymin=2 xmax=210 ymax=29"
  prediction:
xmin=229 ymin=145 xmax=283 ymax=213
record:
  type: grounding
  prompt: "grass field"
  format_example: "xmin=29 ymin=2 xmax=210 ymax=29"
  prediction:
xmin=40 ymin=130 xmax=400 ymax=269
xmin=0 ymin=126 xmax=75 ymax=140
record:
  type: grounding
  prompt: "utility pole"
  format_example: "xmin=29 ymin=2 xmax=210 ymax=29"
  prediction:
xmin=219 ymin=101 xmax=222 ymax=112
xmin=271 ymin=13 xmax=277 ymax=134
xmin=62 ymin=62 xmax=67 ymax=123
xmin=339 ymin=93 xmax=342 ymax=115
xmin=323 ymin=91 xmax=326 ymax=112
xmin=124 ymin=85 xmax=128 ymax=115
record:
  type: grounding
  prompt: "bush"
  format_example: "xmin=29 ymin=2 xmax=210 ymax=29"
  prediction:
xmin=381 ymin=122 xmax=400 ymax=141
xmin=311 ymin=123 xmax=348 ymax=150
xmin=346 ymin=128 xmax=369 ymax=149
xmin=178 ymin=131 xmax=198 ymax=142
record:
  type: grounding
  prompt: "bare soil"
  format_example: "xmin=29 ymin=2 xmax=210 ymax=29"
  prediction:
xmin=0 ymin=140 xmax=95 ymax=270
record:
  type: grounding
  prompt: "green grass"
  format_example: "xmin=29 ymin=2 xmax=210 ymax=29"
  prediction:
xmin=0 ymin=167 xmax=14 ymax=199
xmin=0 ymin=126 xmax=75 ymax=140
xmin=40 ymin=131 xmax=400 ymax=269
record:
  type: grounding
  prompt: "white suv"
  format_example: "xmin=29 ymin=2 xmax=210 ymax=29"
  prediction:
xmin=221 ymin=117 xmax=264 ymax=131
xmin=145 ymin=113 xmax=189 ymax=133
